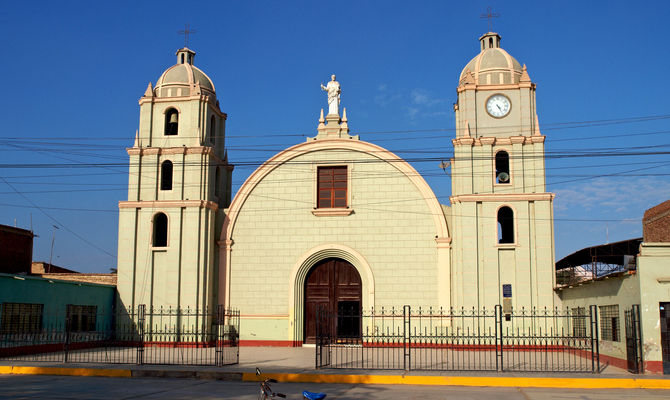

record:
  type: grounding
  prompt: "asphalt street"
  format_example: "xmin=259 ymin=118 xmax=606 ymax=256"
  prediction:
xmin=0 ymin=375 xmax=668 ymax=400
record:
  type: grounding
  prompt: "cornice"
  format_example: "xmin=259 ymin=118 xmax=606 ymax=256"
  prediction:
xmin=126 ymin=146 xmax=228 ymax=164
xmin=452 ymin=135 xmax=546 ymax=147
xmin=450 ymin=193 xmax=555 ymax=204
xmin=457 ymin=82 xmax=536 ymax=93
xmin=119 ymin=200 xmax=219 ymax=210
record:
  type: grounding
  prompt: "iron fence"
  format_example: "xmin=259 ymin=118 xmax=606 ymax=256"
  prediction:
xmin=316 ymin=305 xmax=600 ymax=373
xmin=0 ymin=304 xmax=239 ymax=366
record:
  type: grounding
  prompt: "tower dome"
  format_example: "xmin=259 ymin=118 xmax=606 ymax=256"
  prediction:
xmin=459 ymin=32 xmax=523 ymax=86
xmin=154 ymin=48 xmax=216 ymax=99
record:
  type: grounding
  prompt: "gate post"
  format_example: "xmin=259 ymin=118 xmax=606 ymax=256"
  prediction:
xmin=315 ymin=306 xmax=320 ymax=369
xmin=136 ymin=304 xmax=146 ymax=366
xmin=403 ymin=305 xmax=411 ymax=371
xmin=495 ymin=304 xmax=503 ymax=372
xmin=64 ymin=315 xmax=71 ymax=363
xmin=589 ymin=305 xmax=599 ymax=373
xmin=633 ymin=304 xmax=643 ymax=373
xmin=216 ymin=304 xmax=224 ymax=367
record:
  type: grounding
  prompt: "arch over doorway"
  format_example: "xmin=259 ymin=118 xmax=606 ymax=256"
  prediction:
xmin=288 ymin=244 xmax=374 ymax=344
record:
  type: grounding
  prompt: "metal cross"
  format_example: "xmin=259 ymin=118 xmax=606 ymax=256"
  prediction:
xmin=178 ymin=24 xmax=197 ymax=47
xmin=480 ymin=6 xmax=500 ymax=32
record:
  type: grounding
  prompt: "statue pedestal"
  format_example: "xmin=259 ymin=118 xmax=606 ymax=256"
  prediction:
xmin=310 ymin=109 xmax=358 ymax=141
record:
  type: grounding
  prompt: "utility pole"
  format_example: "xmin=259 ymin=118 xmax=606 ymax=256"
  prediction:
xmin=48 ymin=225 xmax=60 ymax=273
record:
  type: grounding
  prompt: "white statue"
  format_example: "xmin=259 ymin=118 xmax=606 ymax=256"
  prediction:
xmin=320 ymin=74 xmax=341 ymax=115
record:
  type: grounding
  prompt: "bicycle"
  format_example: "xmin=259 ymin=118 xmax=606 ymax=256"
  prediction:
xmin=256 ymin=368 xmax=327 ymax=400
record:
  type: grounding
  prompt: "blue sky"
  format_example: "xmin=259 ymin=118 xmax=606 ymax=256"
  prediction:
xmin=1 ymin=1 xmax=669 ymax=273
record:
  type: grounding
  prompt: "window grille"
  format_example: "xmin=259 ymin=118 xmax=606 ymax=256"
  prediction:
xmin=572 ymin=307 xmax=587 ymax=337
xmin=1 ymin=303 xmax=43 ymax=333
xmin=599 ymin=304 xmax=620 ymax=342
xmin=66 ymin=305 xmax=97 ymax=332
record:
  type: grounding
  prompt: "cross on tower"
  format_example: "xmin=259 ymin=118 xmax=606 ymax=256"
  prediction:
xmin=178 ymin=24 xmax=197 ymax=47
xmin=480 ymin=6 xmax=500 ymax=32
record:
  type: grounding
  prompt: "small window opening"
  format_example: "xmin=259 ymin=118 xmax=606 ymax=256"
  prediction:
xmin=153 ymin=213 xmax=168 ymax=247
xmin=210 ymin=116 xmax=216 ymax=144
xmin=497 ymin=206 xmax=514 ymax=244
xmin=164 ymin=109 xmax=179 ymax=135
xmin=495 ymin=151 xmax=510 ymax=184
xmin=160 ymin=160 xmax=173 ymax=191
xmin=181 ymin=54 xmax=185 ymax=64
xmin=489 ymin=38 xmax=493 ymax=48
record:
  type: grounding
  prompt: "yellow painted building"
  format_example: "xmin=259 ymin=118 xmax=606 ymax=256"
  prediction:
xmin=117 ymin=32 xmax=558 ymax=345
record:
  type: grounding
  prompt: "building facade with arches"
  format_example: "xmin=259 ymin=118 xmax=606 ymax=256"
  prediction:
xmin=117 ymin=32 xmax=557 ymax=345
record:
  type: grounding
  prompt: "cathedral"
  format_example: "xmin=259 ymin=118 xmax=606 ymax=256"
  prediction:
xmin=117 ymin=32 xmax=557 ymax=345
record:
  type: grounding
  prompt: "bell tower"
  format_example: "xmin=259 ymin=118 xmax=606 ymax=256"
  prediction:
xmin=450 ymin=33 xmax=556 ymax=311
xmin=117 ymin=47 xmax=233 ymax=312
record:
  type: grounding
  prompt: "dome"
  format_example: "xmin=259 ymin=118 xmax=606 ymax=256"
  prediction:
xmin=154 ymin=48 xmax=216 ymax=99
xmin=459 ymin=33 xmax=523 ymax=86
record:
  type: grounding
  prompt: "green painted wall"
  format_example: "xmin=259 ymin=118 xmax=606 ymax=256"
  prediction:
xmin=0 ymin=273 xmax=115 ymax=328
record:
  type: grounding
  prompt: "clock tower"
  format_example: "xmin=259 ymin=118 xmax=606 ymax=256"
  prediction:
xmin=450 ymin=32 xmax=556 ymax=311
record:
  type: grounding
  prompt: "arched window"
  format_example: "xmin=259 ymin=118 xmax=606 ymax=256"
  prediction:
xmin=214 ymin=166 xmax=221 ymax=197
xmin=495 ymin=151 xmax=510 ymax=184
xmin=153 ymin=213 xmax=168 ymax=247
xmin=210 ymin=115 xmax=216 ymax=144
xmin=164 ymin=108 xmax=179 ymax=136
xmin=160 ymin=160 xmax=173 ymax=191
xmin=497 ymin=206 xmax=514 ymax=244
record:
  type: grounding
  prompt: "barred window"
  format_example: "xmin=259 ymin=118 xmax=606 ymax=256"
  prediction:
xmin=1 ymin=303 xmax=43 ymax=333
xmin=599 ymin=305 xmax=620 ymax=342
xmin=572 ymin=307 xmax=587 ymax=337
xmin=66 ymin=305 xmax=97 ymax=332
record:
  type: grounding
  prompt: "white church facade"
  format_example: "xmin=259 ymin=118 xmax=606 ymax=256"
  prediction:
xmin=117 ymin=32 xmax=558 ymax=345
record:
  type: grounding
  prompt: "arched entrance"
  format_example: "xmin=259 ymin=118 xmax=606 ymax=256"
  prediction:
xmin=304 ymin=258 xmax=362 ymax=343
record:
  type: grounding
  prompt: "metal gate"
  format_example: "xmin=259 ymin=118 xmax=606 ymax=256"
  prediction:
xmin=316 ymin=305 xmax=600 ymax=372
xmin=624 ymin=304 xmax=643 ymax=374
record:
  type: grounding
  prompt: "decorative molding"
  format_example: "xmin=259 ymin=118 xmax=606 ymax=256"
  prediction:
xmin=450 ymin=193 xmax=554 ymax=204
xmin=126 ymin=146 xmax=226 ymax=164
xmin=223 ymin=138 xmax=450 ymax=242
xmin=311 ymin=208 xmax=354 ymax=217
xmin=119 ymin=200 xmax=219 ymax=210
xmin=451 ymin=136 xmax=546 ymax=147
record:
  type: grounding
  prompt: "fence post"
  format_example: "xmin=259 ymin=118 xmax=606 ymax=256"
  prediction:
xmin=137 ymin=304 xmax=146 ymax=366
xmin=216 ymin=305 xmax=224 ymax=367
xmin=315 ymin=306 xmax=320 ymax=370
xmin=495 ymin=304 xmax=503 ymax=372
xmin=403 ymin=305 xmax=411 ymax=371
xmin=589 ymin=305 xmax=599 ymax=373
xmin=64 ymin=315 xmax=71 ymax=363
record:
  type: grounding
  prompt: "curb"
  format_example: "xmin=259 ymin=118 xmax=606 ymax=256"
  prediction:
xmin=2 ymin=366 xmax=670 ymax=389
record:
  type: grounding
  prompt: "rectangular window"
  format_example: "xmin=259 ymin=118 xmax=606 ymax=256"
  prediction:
xmin=572 ymin=307 xmax=587 ymax=337
xmin=1 ymin=303 xmax=43 ymax=333
xmin=66 ymin=305 xmax=97 ymax=332
xmin=599 ymin=305 xmax=620 ymax=342
xmin=317 ymin=166 xmax=347 ymax=208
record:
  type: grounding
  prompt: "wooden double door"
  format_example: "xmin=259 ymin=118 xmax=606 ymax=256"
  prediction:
xmin=304 ymin=258 xmax=362 ymax=343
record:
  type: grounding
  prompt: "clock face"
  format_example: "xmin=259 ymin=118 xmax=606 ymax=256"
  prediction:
xmin=486 ymin=94 xmax=511 ymax=118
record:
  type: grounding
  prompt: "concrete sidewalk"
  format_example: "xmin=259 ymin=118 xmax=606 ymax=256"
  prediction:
xmin=2 ymin=346 xmax=670 ymax=389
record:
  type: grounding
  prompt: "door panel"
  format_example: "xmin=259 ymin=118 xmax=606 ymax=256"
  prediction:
xmin=304 ymin=258 xmax=362 ymax=343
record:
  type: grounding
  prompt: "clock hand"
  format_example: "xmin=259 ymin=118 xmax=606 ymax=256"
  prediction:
xmin=497 ymin=104 xmax=502 ymax=111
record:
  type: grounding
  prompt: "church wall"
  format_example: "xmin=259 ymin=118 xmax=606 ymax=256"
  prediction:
xmin=228 ymin=148 xmax=441 ymax=342
xmin=117 ymin=205 xmax=217 ymax=312
xmin=451 ymin=198 xmax=555 ymax=311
